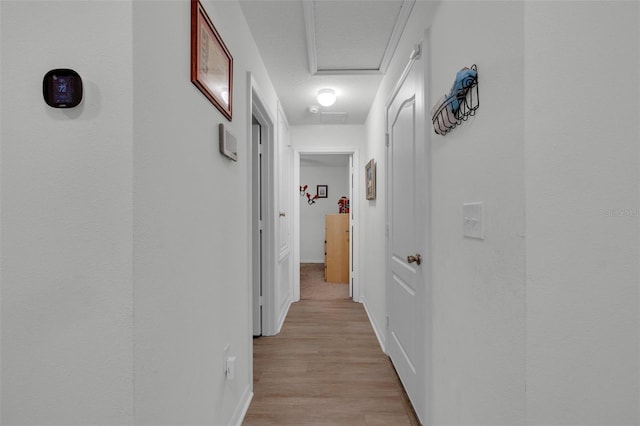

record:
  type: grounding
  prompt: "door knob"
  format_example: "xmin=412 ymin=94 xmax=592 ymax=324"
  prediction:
xmin=407 ymin=254 xmax=422 ymax=265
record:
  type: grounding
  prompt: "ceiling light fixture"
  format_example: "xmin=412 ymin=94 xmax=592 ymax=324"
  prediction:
xmin=317 ymin=89 xmax=336 ymax=107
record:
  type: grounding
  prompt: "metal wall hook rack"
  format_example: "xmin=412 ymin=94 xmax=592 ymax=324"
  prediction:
xmin=432 ymin=64 xmax=479 ymax=136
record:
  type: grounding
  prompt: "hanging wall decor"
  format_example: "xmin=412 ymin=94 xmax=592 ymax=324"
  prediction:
xmin=432 ymin=64 xmax=479 ymax=135
xmin=299 ymin=184 xmax=308 ymax=196
xmin=365 ymin=159 xmax=376 ymax=200
xmin=338 ymin=196 xmax=350 ymax=214
xmin=191 ymin=0 xmax=233 ymax=121
xmin=317 ymin=185 xmax=328 ymax=198
xmin=306 ymin=192 xmax=319 ymax=205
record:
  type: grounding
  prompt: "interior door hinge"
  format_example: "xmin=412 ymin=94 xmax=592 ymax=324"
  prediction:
xmin=385 ymin=133 xmax=390 ymax=147
xmin=386 ymin=316 xmax=390 ymax=328
xmin=258 ymin=220 xmax=263 ymax=231
xmin=259 ymin=296 xmax=263 ymax=306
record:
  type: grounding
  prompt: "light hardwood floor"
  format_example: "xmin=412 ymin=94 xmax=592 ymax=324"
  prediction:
xmin=244 ymin=264 xmax=420 ymax=425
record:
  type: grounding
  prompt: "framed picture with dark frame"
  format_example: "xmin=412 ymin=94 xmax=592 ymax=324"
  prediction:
xmin=317 ymin=185 xmax=328 ymax=198
xmin=365 ymin=159 xmax=376 ymax=200
xmin=191 ymin=0 xmax=233 ymax=121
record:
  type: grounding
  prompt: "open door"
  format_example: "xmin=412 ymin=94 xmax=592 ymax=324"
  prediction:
xmin=252 ymin=121 xmax=263 ymax=337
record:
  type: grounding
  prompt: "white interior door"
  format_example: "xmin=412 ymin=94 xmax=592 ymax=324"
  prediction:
xmin=252 ymin=122 xmax=263 ymax=336
xmin=275 ymin=106 xmax=293 ymax=327
xmin=386 ymin=43 xmax=427 ymax=423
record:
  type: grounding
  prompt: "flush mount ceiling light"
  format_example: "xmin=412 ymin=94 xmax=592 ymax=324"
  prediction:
xmin=317 ymin=88 xmax=336 ymax=107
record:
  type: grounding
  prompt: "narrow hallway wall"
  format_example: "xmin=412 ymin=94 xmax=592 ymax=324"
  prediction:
xmin=365 ymin=1 xmax=526 ymax=424
xmin=2 ymin=0 xmax=283 ymax=424
xmin=524 ymin=3 xmax=640 ymax=424
xmin=365 ymin=1 xmax=640 ymax=425
xmin=133 ymin=1 xmax=280 ymax=424
xmin=1 ymin=1 xmax=134 ymax=423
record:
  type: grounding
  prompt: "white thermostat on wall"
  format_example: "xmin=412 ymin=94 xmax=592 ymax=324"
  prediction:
xmin=219 ymin=123 xmax=238 ymax=161
xmin=43 ymin=69 xmax=83 ymax=108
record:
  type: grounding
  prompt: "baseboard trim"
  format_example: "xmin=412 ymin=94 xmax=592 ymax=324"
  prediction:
xmin=275 ymin=298 xmax=292 ymax=334
xmin=230 ymin=384 xmax=253 ymax=426
xmin=362 ymin=298 xmax=386 ymax=353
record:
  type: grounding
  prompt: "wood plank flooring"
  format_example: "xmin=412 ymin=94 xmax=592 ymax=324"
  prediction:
xmin=243 ymin=264 xmax=419 ymax=426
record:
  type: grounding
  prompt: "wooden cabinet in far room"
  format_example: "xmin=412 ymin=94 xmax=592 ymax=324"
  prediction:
xmin=325 ymin=214 xmax=349 ymax=283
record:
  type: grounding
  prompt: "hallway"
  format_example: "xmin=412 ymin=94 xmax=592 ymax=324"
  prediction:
xmin=244 ymin=264 xmax=419 ymax=425
xmin=2 ymin=1 xmax=639 ymax=424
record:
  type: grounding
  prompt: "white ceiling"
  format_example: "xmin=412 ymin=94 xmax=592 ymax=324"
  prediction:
xmin=239 ymin=0 xmax=414 ymax=125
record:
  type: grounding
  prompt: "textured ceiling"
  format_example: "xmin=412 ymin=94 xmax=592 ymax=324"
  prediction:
xmin=313 ymin=1 xmax=403 ymax=71
xmin=239 ymin=0 xmax=414 ymax=125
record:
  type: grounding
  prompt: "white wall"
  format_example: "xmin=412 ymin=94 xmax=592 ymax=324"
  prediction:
xmin=300 ymin=163 xmax=350 ymax=263
xmin=525 ymin=2 xmax=640 ymax=425
xmin=365 ymin=1 xmax=640 ymax=425
xmin=132 ymin=1 xmax=279 ymax=424
xmin=366 ymin=1 xmax=526 ymax=424
xmin=367 ymin=0 xmax=527 ymax=422
xmin=0 ymin=4 xmax=3 ymax=419
xmin=291 ymin=125 xmax=365 ymax=152
xmin=1 ymin=1 xmax=134 ymax=424
xmin=362 ymin=93 xmax=388 ymax=351
xmin=1 ymin=0 xmax=281 ymax=424
xmin=428 ymin=3 xmax=526 ymax=424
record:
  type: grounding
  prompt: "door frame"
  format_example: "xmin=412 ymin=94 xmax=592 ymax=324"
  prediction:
xmin=251 ymin=121 xmax=263 ymax=337
xmin=292 ymin=147 xmax=361 ymax=302
xmin=247 ymin=73 xmax=278 ymax=344
xmin=384 ymin=37 xmax=432 ymax=424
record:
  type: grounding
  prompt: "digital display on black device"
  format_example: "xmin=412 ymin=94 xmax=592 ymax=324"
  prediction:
xmin=43 ymin=69 xmax=82 ymax=108
xmin=52 ymin=75 xmax=74 ymax=105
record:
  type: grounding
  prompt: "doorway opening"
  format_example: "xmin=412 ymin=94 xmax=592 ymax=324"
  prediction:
xmin=249 ymin=76 xmax=276 ymax=340
xmin=293 ymin=148 xmax=360 ymax=303
xmin=299 ymin=154 xmax=351 ymax=300
xmin=251 ymin=117 xmax=264 ymax=336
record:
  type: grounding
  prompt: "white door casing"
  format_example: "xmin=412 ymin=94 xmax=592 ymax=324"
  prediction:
xmin=292 ymin=147 xmax=360 ymax=302
xmin=349 ymin=154 xmax=354 ymax=298
xmin=385 ymin=42 xmax=429 ymax=424
xmin=248 ymin=74 xmax=280 ymax=337
xmin=274 ymin=103 xmax=293 ymax=331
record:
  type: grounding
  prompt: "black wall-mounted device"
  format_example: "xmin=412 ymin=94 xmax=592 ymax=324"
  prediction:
xmin=43 ymin=69 xmax=83 ymax=108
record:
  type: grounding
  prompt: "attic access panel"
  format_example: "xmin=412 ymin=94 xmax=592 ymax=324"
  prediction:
xmin=305 ymin=0 xmax=414 ymax=74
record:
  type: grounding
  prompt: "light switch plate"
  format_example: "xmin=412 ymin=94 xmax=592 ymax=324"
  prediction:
xmin=223 ymin=344 xmax=230 ymax=376
xmin=463 ymin=202 xmax=484 ymax=239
